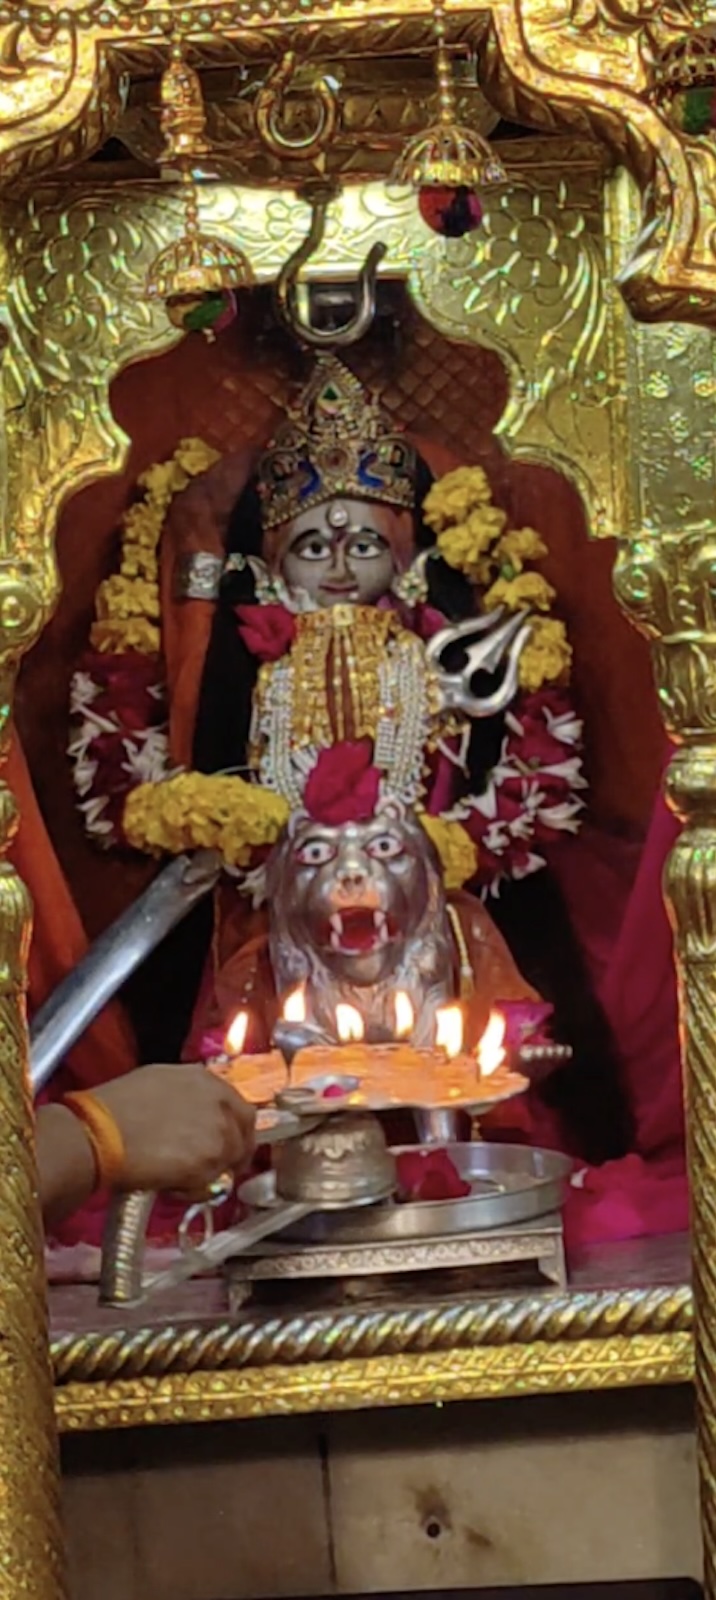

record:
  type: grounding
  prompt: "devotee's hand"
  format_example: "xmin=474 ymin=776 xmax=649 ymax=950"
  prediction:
xmin=95 ymin=1064 xmax=256 ymax=1193
xmin=36 ymin=1065 xmax=256 ymax=1230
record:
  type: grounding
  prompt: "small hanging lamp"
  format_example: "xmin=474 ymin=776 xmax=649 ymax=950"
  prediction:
xmin=145 ymin=41 xmax=253 ymax=340
xmin=651 ymin=26 xmax=716 ymax=136
xmin=392 ymin=1 xmax=506 ymax=238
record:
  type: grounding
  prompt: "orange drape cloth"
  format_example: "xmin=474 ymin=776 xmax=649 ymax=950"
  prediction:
xmin=160 ymin=447 xmax=255 ymax=767
xmin=6 ymin=735 xmax=137 ymax=1091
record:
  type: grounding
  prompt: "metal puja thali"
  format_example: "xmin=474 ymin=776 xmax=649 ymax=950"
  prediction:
xmin=275 ymin=1067 xmax=529 ymax=1117
xmin=238 ymin=1142 xmax=572 ymax=1245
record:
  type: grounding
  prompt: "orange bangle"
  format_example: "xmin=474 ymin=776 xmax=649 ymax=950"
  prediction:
xmin=61 ymin=1092 xmax=126 ymax=1192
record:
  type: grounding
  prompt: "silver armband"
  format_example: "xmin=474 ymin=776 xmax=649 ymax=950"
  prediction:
xmin=175 ymin=552 xmax=225 ymax=601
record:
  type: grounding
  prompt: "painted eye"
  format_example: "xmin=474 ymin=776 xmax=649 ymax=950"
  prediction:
xmin=349 ymin=533 xmax=385 ymax=560
xmin=297 ymin=535 xmax=331 ymax=561
xmin=366 ymin=833 xmax=403 ymax=861
xmin=295 ymin=838 xmax=336 ymax=867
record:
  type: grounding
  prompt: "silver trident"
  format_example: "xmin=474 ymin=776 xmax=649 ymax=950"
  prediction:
xmin=427 ymin=607 xmax=533 ymax=719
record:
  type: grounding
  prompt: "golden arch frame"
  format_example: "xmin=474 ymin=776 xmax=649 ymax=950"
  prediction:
xmin=2 ymin=4 xmax=716 ymax=1597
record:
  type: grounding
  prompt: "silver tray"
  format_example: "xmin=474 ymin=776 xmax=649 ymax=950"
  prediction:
xmin=238 ymin=1142 xmax=571 ymax=1243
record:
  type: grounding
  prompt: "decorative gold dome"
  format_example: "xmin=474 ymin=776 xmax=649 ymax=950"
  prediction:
xmin=652 ymin=25 xmax=716 ymax=101
xmin=393 ymin=122 xmax=506 ymax=190
xmin=145 ymin=231 xmax=253 ymax=303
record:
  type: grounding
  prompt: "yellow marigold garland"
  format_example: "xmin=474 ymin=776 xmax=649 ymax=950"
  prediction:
xmin=423 ymin=466 xmax=571 ymax=691
xmin=122 ymin=772 xmax=477 ymax=888
xmin=420 ymin=813 xmax=478 ymax=891
xmin=123 ymin=774 xmax=290 ymax=868
xmin=90 ymin=437 xmax=220 ymax=656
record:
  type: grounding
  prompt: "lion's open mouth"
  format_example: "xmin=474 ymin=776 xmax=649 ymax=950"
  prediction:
xmin=322 ymin=908 xmax=397 ymax=954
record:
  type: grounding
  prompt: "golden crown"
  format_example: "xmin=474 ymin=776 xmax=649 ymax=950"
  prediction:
xmin=257 ymin=356 xmax=417 ymax=531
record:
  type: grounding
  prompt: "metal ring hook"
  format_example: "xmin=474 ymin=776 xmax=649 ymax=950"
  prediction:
xmin=255 ymin=52 xmax=339 ymax=162
xmin=274 ymin=186 xmax=387 ymax=349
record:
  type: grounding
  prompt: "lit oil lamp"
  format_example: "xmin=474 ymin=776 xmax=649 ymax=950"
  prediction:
xmin=435 ymin=1004 xmax=464 ymax=1061
xmin=283 ymin=1003 xmax=366 ymax=1105
xmin=209 ymin=1008 xmax=287 ymax=1104
xmin=394 ymin=991 xmax=415 ymax=1040
xmin=272 ymin=986 xmax=331 ymax=1066
xmin=336 ymin=1003 xmax=364 ymax=1043
xmin=225 ymin=1009 xmax=249 ymax=1058
xmin=477 ymin=1009 xmax=507 ymax=1079
xmin=282 ymin=986 xmax=307 ymax=1024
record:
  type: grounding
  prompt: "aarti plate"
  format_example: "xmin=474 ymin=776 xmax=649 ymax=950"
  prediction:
xmin=276 ymin=1068 xmax=529 ymax=1118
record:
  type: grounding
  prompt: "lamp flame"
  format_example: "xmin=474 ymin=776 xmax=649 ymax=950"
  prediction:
xmin=394 ymin=992 xmax=414 ymax=1039
xmin=477 ymin=1010 xmax=506 ymax=1078
xmin=225 ymin=1010 xmax=248 ymax=1057
xmin=282 ymin=986 xmax=306 ymax=1024
xmin=435 ymin=1005 xmax=463 ymax=1060
xmin=336 ymin=1004 xmax=364 ymax=1043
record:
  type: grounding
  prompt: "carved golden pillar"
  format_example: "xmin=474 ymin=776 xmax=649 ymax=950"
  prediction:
xmin=668 ymin=746 xmax=716 ymax=1599
xmin=615 ymin=532 xmax=716 ymax=1596
xmin=0 ymin=551 xmax=68 ymax=1593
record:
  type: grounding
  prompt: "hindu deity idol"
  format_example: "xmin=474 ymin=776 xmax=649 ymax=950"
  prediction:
xmin=69 ymin=355 xmax=631 ymax=1161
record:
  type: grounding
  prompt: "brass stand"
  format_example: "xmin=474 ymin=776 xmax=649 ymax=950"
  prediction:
xmin=227 ymin=1212 xmax=567 ymax=1312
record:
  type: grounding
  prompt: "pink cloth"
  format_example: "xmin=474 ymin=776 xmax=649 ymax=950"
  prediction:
xmin=553 ymin=754 xmax=684 ymax=1163
xmin=564 ymin=1155 xmax=689 ymax=1252
xmin=599 ymin=793 xmax=684 ymax=1160
xmin=547 ymin=740 xmax=688 ymax=1250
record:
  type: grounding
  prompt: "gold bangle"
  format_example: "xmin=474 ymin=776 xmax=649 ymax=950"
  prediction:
xmin=61 ymin=1091 xmax=127 ymax=1191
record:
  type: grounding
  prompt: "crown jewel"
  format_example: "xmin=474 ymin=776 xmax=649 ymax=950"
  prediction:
xmin=257 ymin=356 xmax=417 ymax=531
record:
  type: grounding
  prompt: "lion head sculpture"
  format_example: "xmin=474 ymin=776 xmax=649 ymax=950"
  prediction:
xmin=266 ymin=798 xmax=454 ymax=1045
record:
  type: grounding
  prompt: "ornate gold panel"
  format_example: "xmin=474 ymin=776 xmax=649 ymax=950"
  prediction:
xmin=53 ymin=1333 xmax=694 ymax=1434
xmin=3 ymin=135 xmax=713 ymax=607
xmin=116 ymin=56 xmax=498 ymax=185
xmin=2 ymin=3 xmax=716 ymax=1596
xmin=0 ymin=139 xmax=643 ymax=611
xmin=3 ymin=3 xmax=716 ymax=321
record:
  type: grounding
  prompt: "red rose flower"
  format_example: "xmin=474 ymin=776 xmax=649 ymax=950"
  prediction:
xmin=396 ymin=1148 xmax=471 ymax=1202
xmin=412 ymin=604 xmax=448 ymax=642
xmin=491 ymin=784 xmax=534 ymax=827
xmin=81 ymin=651 xmax=165 ymax=732
xmin=304 ymin=740 xmax=381 ymax=826
xmin=235 ymin=604 xmax=296 ymax=663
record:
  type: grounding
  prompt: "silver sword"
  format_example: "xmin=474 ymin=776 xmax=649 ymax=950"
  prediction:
xmin=29 ymin=850 xmax=222 ymax=1095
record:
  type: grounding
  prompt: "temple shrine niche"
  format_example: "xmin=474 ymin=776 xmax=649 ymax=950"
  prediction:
xmin=19 ymin=43 xmax=678 ymax=1280
xmin=1 ymin=4 xmax=716 ymax=1598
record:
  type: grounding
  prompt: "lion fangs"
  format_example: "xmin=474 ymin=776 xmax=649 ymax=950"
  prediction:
xmin=328 ymin=909 xmax=388 ymax=949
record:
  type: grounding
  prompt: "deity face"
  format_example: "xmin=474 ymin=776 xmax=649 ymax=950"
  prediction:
xmin=279 ymin=498 xmax=398 ymax=609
